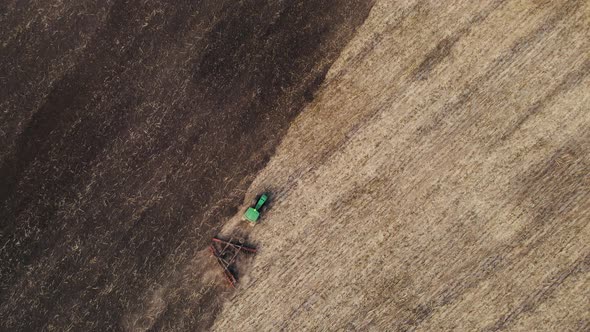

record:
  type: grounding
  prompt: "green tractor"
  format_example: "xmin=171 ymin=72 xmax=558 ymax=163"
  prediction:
xmin=243 ymin=193 xmax=269 ymax=224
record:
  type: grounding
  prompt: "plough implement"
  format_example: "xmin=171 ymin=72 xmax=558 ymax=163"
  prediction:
xmin=209 ymin=237 xmax=257 ymax=288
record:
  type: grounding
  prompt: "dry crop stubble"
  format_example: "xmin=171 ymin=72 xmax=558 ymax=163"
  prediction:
xmin=212 ymin=0 xmax=590 ymax=331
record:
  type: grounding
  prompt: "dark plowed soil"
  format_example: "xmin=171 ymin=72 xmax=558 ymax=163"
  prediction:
xmin=0 ymin=1 xmax=374 ymax=330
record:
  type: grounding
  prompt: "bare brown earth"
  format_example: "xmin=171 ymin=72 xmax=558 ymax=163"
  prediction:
xmin=0 ymin=1 xmax=374 ymax=331
xmin=212 ymin=1 xmax=590 ymax=331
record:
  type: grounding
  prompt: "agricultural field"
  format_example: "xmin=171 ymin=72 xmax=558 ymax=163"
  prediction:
xmin=0 ymin=1 xmax=373 ymax=330
xmin=213 ymin=1 xmax=590 ymax=331
xmin=2 ymin=0 xmax=590 ymax=331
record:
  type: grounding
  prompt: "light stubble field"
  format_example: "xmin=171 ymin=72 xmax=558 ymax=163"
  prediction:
xmin=212 ymin=1 xmax=590 ymax=331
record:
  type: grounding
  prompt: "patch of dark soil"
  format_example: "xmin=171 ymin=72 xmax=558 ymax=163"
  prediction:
xmin=0 ymin=0 xmax=374 ymax=331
